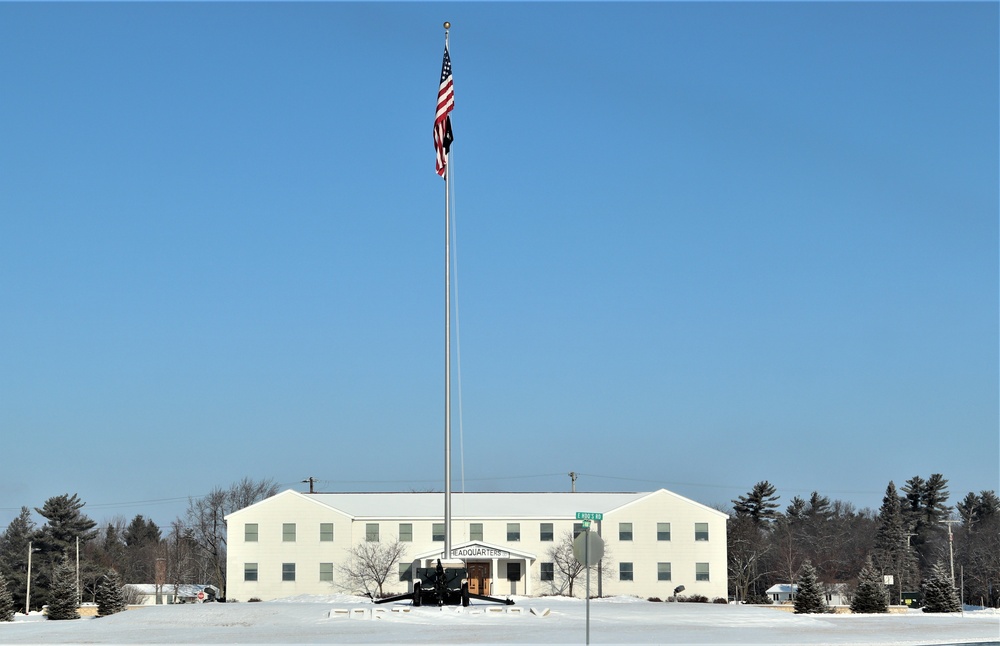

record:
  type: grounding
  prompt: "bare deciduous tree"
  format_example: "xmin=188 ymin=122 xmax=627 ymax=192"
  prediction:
xmin=164 ymin=520 xmax=200 ymax=590
xmin=336 ymin=540 xmax=407 ymax=599
xmin=728 ymin=514 xmax=773 ymax=602
xmin=546 ymin=531 xmax=584 ymax=596
xmin=185 ymin=477 xmax=279 ymax=598
xmin=545 ymin=531 xmax=613 ymax=598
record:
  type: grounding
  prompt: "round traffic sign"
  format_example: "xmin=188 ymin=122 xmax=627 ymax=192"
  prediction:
xmin=572 ymin=531 xmax=605 ymax=566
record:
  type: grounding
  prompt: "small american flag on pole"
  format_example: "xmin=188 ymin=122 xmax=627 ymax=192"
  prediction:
xmin=434 ymin=42 xmax=454 ymax=178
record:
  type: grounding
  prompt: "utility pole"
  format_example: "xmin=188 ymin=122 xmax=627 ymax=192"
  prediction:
xmin=302 ymin=477 xmax=316 ymax=494
xmin=25 ymin=541 xmax=35 ymax=615
xmin=568 ymin=472 xmax=577 ymax=493
xmin=899 ymin=531 xmax=917 ymax=603
xmin=941 ymin=520 xmax=960 ymax=585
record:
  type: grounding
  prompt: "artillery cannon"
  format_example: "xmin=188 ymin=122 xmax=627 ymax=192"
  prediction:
xmin=374 ymin=559 xmax=514 ymax=607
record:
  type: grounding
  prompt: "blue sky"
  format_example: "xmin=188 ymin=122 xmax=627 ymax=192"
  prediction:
xmin=1 ymin=2 xmax=997 ymax=530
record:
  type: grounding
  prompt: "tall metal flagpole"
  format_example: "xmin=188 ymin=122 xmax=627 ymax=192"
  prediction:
xmin=442 ymin=21 xmax=453 ymax=561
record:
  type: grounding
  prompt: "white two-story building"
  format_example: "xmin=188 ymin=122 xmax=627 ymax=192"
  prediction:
xmin=225 ymin=488 xmax=727 ymax=602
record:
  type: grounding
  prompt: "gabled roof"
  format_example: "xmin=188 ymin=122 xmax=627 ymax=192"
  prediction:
xmin=224 ymin=488 xmax=353 ymax=521
xmin=229 ymin=489 xmax=721 ymax=520
xmin=305 ymin=491 xmax=648 ymax=519
xmin=767 ymin=584 xmax=797 ymax=594
xmin=613 ymin=489 xmax=729 ymax=519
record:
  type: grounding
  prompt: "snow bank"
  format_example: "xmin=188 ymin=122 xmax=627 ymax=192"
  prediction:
xmin=0 ymin=596 xmax=996 ymax=644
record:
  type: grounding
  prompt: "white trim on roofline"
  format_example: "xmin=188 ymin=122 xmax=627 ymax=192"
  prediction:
xmin=224 ymin=488 xmax=728 ymax=521
xmin=605 ymin=489 xmax=730 ymax=520
xmin=223 ymin=489 xmax=353 ymax=521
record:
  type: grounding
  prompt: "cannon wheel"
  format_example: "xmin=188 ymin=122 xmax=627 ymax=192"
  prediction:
xmin=461 ymin=582 xmax=470 ymax=607
xmin=412 ymin=581 xmax=422 ymax=607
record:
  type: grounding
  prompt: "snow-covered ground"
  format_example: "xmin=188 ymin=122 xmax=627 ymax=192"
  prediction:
xmin=2 ymin=595 xmax=997 ymax=645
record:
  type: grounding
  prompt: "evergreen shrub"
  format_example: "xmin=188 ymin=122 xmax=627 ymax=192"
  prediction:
xmin=793 ymin=562 xmax=829 ymax=614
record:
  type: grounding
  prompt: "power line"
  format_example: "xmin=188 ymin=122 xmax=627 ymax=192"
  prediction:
xmin=0 ymin=471 xmax=890 ymax=515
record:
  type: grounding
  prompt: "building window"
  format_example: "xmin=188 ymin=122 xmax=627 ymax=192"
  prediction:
xmin=695 ymin=523 xmax=709 ymax=541
xmin=319 ymin=563 xmax=333 ymax=582
xmin=320 ymin=523 xmax=334 ymax=542
xmin=245 ymin=524 xmax=258 ymax=542
xmin=432 ymin=523 xmax=445 ymax=542
xmin=619 ymin=522 xmax=633 ymax=541
xmin=540 ymin=562 xmax=554 ymax=581
xmin=366 ymin=523 xmax=380 ymax=542
xmin=282 ymin=563 xmax=296 ymax=582
xmin=540 ymin=523 xmax=554 ymax=541
xmin=657 ymin=522 xmax=671 ymax=541
xmin=696 ymin=562 xmax=710 ymax=581
xmin=283 ymin=523 xmax=296 ymax=542
xmin=507 ymin=523 xmax=520 ymax=542
xmin=573 ymin=523 xmax=584 ymax=538
xmin=620 ymin=562 xmax=633 ymax=581
xmin=470 ymin=523 xmax=483 ymax=541
xmin=244 ymin=563 xmax=258 ymax=582
xmin=657 ymin=562 xmax=672 ymax=581
xmin=399 ymin=523 xmax=412 ymax=542
xmin=507 ymin=562 xmax=521 ymax=581
xmin=399 ymin=563 xmax=412 ymax=581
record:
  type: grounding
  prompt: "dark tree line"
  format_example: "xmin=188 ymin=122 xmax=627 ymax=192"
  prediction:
xmin=0 ymin=478 xmax=278 ymax=614
xmin=727 ymin=475 xmax=1000 ymax=608
xmin=3 ymin=474 xmax=993 ymax=615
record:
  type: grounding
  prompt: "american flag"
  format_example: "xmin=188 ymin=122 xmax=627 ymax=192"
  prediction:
xmin=434 ymin=43 xmax=454 ymax=178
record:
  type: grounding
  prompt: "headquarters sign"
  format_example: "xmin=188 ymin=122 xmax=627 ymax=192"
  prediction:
xmin=452 ymin=544 xmax=510 ymax=559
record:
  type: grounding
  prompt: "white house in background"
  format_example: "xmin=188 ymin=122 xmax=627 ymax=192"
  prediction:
xmin=766 ymin=583 xmax=850 ymax=606
xmin=225 ymin=489 xmax=728 ymax=602
xmin=124 ymin=584 xmax=219 ymax=605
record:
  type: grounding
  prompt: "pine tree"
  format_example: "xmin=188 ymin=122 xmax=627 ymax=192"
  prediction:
xmin=0 ymin=571 xmax=15 ymax=621
xmin=922 ymin=475 xmax=952 ymax=525
xmin=851 ymin=557 xmax=888 ymax=614
xmin=872 ymin=481 xmax=919 ymax=602
xmin=45 ymin=555 xmax=79 ymax=620
xmin=954 ymin=490 xmax=1000 ymax=607
xmin=921 ymin=561 xmax=961 ymax=613
xmin=32 ymin=494 xmax=98 ymax=611
xmin=96 ymin=569 xmax=127 ymax=617
xmin=732 ymin=481 xmax=781 ymax=525
xmin=957 ymin=490 xmax=1000 ymax=530
xmin=121 ymin=515 xmax=162 ymax=583
xmin=34 ymin=494 xmax=97 ymax=555
xmin=902 ymin=475 xmax=952 ymax=576
xmin=0 ymin=506 xmax=36 ymax=612
xmin=124 ymin=515 xmax=162 ymax=547
xmin=793 ymin=562 xmax=828 ymax=614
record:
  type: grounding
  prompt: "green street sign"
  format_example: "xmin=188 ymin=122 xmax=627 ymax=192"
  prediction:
xmin=575 ymin=511 xmax=603 ymax=521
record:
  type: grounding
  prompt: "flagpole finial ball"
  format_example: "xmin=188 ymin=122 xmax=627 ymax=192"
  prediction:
xmin=443 ymin=21 xmax=451 ymax=30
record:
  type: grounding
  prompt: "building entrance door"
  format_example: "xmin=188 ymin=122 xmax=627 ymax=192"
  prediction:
xmin=466 ymin=562 xmax=490 ymax=596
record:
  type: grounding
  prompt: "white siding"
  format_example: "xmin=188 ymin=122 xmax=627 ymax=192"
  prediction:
xmin=225 ymin=489 xmax=728 ymax=602
xmin=226 ymin=490 xmax=353 ymax=602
